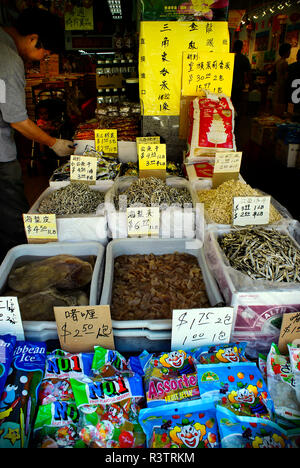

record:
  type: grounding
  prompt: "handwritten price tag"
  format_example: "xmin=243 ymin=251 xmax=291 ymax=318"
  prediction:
xmin=127 ymin=207 xmax=160 ymax=237
xmin=70 ymin=155 xmax=97 ymax=183
xmin=95 ymin=129 xmax=118 ymax=153
xmin=233 ymin=196 xmax=270 ymax=226
xmin=138 ymin=143 xmax=166 ymax=171
xmin=171 ymin=307 xmax=234 ymax=350
xmin=23 ymin=213 xmax=58 ymax=243
xmin=214 ymin=152 xmax=242 ymax=173
xmin=278 ymin=312 xmax=300 ymax=354
xmin=136 ymin=136 xmax=160 ymax=146
xmin=0 ymin=297 xmax=24 ymax=340
xmin=54 ymin=305 xmax=114 ymax=353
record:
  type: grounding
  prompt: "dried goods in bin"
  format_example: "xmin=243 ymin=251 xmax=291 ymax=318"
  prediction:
xmin=110 ymin=253 xmax=210 ymax=320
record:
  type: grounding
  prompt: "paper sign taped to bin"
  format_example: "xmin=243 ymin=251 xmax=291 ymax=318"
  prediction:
xmin=23 ymin=213 xmax=58 ymax=243
xmin=233 ymin=196 xmax=270 ymax=226
xmin=127 ymin=207 xmax=160 ymax=237
xmin=214 ymin=152 xmax=242 ymax=173
xmin=278 ymin=311 xmax=300 ymax=354
xmin=54 ymin=305 xmax=114 ymax=353
xmin=95 ymin=129 xmax=118 ymax=154
xmin=70 ymin=155 xmax=97 ymax=183
xmin=171 ymin=307 xmax=234 ymax=351
xmin=0 ymin=297 xmax=24 ymax=340
xmin=138 ymin=143 xmax=166 ymax=170
xmin=136 ymin=136 xmax=160 ymax=146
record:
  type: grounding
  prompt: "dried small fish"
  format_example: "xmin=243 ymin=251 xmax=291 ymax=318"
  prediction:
xmin=219 ymin=228 xmax=300 ymax=283
xmin=114 ymin=177 xmax=192 ymax=209
xmin=38 ymin=182 xmax=105 ymax=215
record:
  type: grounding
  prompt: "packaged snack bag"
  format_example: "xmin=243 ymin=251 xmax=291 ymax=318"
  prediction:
xmin=0 ymin=341 xmax=46 ymax=448
xmin=197 ymin=362 xmax=273 ymax=419
xmin=139 ymin=349 xmax=199 ymax=407
xmin=258 ymin=354 xmax=267 ymax=383
xmin=39 ymin=349 xmax=94 ymax=405
xmin=193 ymin=342 xmax=248 ymax=365
xmin=91 ymin=346 xmax=143 ymax=379
xmin=267 ymin=343 xmax=300 ymax=427
xmin=0 ymin=334 xmax=16 ymax=398
xmin=70 ymin=374 xmax=145 ymax=448
xmin=287 ymin=344 xmax=300 ymax=405
xmin=216 ymin=405 xmax=300 ymax=448
xmin=32 ymin=400 xmax=83 ymax=448
xmin=139 ymin=399 xmax=219 ymax=448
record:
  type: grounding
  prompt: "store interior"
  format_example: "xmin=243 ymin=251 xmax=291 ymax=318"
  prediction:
xmin=0 ymin=0 xmax=300 ymax=450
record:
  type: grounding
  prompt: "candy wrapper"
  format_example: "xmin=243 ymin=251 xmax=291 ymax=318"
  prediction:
xmin=193 ymin=342 xmax=248 ymax=365
xmin=70 ymin=374 xmax=145 ymax=448
xmin=288 ymin=344 xmax=300 ymax=407
xmin=216 ymin=405 xmax=300 ymax=448
xmin=197 ymin=362 xmax=274 ymax=419
xmin=32 ymin=400 xmax=83 ymax=448
xmin=267 ymin=343 xmax=300 ymax=427
xmin=139 ymin=349 xmax=199 ymax=407
xmin=139 ymin=399 xmax=219 ymax=448
xmin=0 ymin=334 xmax=16 ymax=399
xmin=0 ymin=341 xmax=46 ymax=448
xmin=258 ymin=354 xmax=268 ymax=383
xmin=39 ymin=350 xmax=94 ymax=405
xmin=91 ymin=346 xmax=143 ymax=380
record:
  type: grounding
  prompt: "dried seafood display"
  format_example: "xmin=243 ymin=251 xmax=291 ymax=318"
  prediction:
xmin=5 ymin=255 xmax=94 ymax=320
xmin=114 ymin=177 xmax=193 ymax=209
xmin=38 ymin=183 xmax=105 ymax=215
xmin=219 ymin=228 xmax=300 ymax=283
xmin=197 ymin=179 xmax=282 ymax=224
xmin=110 ymin=252 xmax=210 ymax=320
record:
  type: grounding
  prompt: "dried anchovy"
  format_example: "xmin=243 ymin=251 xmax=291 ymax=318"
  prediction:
xmin=38 ymin=182 xmax=105 ymax=215
xmin=114 ymin=177 xmax=192 ymax=210
xmin=219 ymin=228 xmax=300 ymax=283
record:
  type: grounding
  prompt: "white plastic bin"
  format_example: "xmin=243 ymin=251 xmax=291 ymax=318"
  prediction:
xmin=0 ymin=242 xmax=105 ymax=339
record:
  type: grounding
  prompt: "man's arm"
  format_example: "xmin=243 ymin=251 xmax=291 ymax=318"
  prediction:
xmin=10 ymin=118 xmax=56 ymax=147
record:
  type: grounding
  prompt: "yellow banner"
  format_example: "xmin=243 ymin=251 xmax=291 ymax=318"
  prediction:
xmin=182 ymin=52 xmax=234 ymax=97
xmin=139 ymin=21 xmax=230 ymax=116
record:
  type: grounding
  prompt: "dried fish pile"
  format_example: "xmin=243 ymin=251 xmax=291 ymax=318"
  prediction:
xmin=38 ymin=182 xmax=105 ymax=215
xmin=197 ymin=179 xmax=282 ymax=224
xmin=111 ymin=252 xmax=210 ymax=320
xmin=114 ymin=177 xmax=192 ymax=209
xmin=219 ymin=228 xmax=300 ymax=283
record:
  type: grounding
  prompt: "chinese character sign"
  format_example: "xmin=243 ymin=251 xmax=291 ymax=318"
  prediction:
xmin=233 ymin=196 xmax=271 ymax=226
xmin=95 ymin=129 xmax=118 ymax=154
xmin=70 ymin=155 xmax=97 ymax=182
xmin=65 ymin=6 xmax=94 ymax=30
xmin=127 ymin=207 xmax=160 ymax=237
xmin=23 ymin=213 xmax=58 ymax=241
xmin=139 ymin=21 xmax=230 ymax=116
xmin=138 ymin=143 xmax=167 ymax=170
xmin=182 ymin=51 xmax=234 ymax=97
xmin=0 ymin=297 xmax=24 ymax=340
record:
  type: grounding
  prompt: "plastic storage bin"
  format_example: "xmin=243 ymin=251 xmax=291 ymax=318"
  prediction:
xmin=29 ymin=182 xmax=111 ymax=244
xmin=100 ymin=237 xmax=223 ymax=352
xmin=0 ymin=242 xmax=105 ymax=340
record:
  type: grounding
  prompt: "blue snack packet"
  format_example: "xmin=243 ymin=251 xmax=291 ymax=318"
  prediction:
xmin=44 ymin=349 xmax=94 ymax=380
xmin=193 ymin=342 xmax=248 ymax=365
xmin=0 ymin=334 xmax=16 ymax=399
xmin=197 ymin=362 xmax=274 ymax=419
xmin=216 ymin=405 xmax=300 ymax=448
xmin=139 ymin=399 xmax=219 ymax=448
xmin=0 ymin=341 xmax=47 ymax=448
xmin=91 ymin=346 xmax=144 ymax=379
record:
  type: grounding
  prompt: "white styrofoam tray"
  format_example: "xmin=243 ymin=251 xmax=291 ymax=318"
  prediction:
xmin=29 ymin=182 xmax=111 ymax=244
xmin=0 ymin=242 xmax=105 ymax=337
xmin=100 ymin=237 xmax=223 ymax=330
xmin=105 ymin=176 xmax=199 ymax=239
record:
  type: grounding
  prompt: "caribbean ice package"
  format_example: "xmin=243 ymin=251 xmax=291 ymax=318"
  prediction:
xmin=196 ymin=362 xmax=274 ymax=419
xmin=0 ymin=341 xmax=46 ymax=448
xmin=0 ymin=334 xmax=16 ymax=398
xmin=216 ymin=405 xmax=300 ymax=448
xmin=139 ymin=349 xmax=199 ymax=407
xmin=139 ymin=399 xmax=219 ymax=448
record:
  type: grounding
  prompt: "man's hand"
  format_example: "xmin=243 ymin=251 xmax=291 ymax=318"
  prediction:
xmin=50 ymin=139 xmax=75 ymax=157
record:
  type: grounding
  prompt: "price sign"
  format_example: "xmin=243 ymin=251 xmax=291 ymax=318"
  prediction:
xmin=278 ymin=312 xmax=300 ymax=354
xmin=233 ymin=196 xmax=270 ymax=226
xmin=65 ymin=6 xmax=94 ymax=31
xmin=95 ymin=129 xmax=118 ymax=154
xmin=127 ymin=207 xmax=160 ymax=237
xmin=214 ymin=152 xmax=242 ymax=173
xmin=138 ymin=143 xmax=166 ymax=171
xmin=23 ymin=213 xmax=58 ymax=243
xmin=70 ymin=155 xmax=97 ymax=183
xmin=54 ymin=305 xmax=114 ymax=353
xmin=171 ymin=307 xmax=234 ymax=351
xmin=0 ymin=297 xmax=24 ymax=340
xmin=136 ymin=136 xmax=160 ymax=146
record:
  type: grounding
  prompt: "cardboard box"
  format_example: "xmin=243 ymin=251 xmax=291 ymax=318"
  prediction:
xmin=250 ymin=120 xmax=277 ymax=148
xmin=96 ymin=74 xmax=123 ymax=88
xmin=275 ymin=138 xmax=300 ymax=168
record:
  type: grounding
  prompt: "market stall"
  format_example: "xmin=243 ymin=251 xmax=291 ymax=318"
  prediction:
xmin=0 ymin=0 xmax=300 ymax=452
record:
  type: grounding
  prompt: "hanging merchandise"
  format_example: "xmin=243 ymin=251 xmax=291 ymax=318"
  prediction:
xmin=140 ymin=0 xmax=229 ymax=22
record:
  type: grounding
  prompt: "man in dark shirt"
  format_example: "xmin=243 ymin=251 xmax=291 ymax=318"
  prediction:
xmin=231 ymin=40 xmax=252 ymax=117
xmin=0 ymin=8 xmax=75 ymax=262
